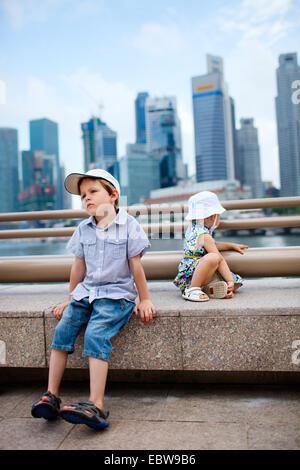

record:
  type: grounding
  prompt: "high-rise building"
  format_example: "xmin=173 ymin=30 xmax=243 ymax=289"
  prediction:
xmin=135 ymin=92 xmax=149 ymax=144
xmin=275 ymin=53 xmax=300 ymax=196
xmin=0 ymin=128 xmax=19 ymax=212
xmin=119 ymin=152 xmax=160 ymax=206
xmin=145 ymin=96 xmax=186 ymax=188
xmin=230 ymin=97 xmax=240 ymax=184
xmin=81 ymin=117 xmax=117 ymax=172
xmin=191 ymin=55 xmax=235 ymax=183
xmin=29 ymin=118 xmax=62 ymax=209
xmin=19 ymin=149 xmax=56 ymax=211
xmin=236 ymin=118 xmax=263 ymax=198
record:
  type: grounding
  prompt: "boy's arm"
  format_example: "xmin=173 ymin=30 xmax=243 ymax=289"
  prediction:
xmin=51 ymin=256 xmax=86 ymax=319
xmin=67 ymin=256 xmax=86 ymax=300
xmin=129 ymin=255 xmax=156 ymax=323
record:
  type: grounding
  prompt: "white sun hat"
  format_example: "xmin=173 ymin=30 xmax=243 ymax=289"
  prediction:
xmin=185 ymin=191 xmax=226 ymax=220
xmin=64 ymin=169 xmax=120 ymax=196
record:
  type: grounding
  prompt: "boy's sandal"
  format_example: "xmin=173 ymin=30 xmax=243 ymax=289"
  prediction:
xmin=31 ymin=391 xmax=61 ymax=420
xmin=59 ymin=400 xmax=110 ymax=430
xmin=202 ymin=280 xmax=228 ymax=299
xmin=182 ymin=287 xmax=209 ymax=302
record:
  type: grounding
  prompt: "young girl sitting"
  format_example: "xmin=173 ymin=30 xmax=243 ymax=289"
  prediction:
xmin=173 ymin=191 xmax=247 ymax=302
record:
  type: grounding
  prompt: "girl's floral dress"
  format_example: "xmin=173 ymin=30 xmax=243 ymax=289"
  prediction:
xmin=173 ymin=221 xmax=243 ymax=293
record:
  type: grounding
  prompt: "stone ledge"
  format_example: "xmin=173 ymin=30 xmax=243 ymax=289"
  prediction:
xmin=0 ymin=279 xmax=300 ymax=372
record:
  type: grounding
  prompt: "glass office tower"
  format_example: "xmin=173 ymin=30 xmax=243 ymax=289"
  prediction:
xmin=145 ymin=96 xmax=185 ymax=188
xmin=0 ymin=128 xmax=19 ymax=212
xmin=275 ymin=53 xmax=300 ymax=197
xmin=192 ymin=55 xmax=235 ymax=183
xmin=135 ymin=92 xmax=149 ymax=144
xmin=81 ymin=117 xmax=117 ymax=172
xmin=29 ymin=118 xmax=62 ymax=209
xmin=236 ymin=118 xmax=263 ymax=198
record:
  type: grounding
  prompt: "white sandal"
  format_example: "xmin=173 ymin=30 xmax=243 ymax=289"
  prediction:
xmin=202 ymin=281 xmax=228 ymax=299
xmin=182 ymin=287 xmax=209 ymax=302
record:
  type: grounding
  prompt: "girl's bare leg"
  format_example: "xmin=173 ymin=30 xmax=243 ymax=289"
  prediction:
xmin=47 ymin=349 xmax=68 ymax=397
xmin=190 ymin=253 xmax=220 ymax=288
xmin=89 ymin=357 xmax=109 ymax=410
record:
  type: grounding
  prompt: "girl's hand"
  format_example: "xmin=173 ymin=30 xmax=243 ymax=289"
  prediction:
xmin=51 ymin=301 xmax=70 ymax=320
xmin=134 ymin=299 xmax=156 ymax=323
xmin=231 ymin=243 xmax=248 ymax=254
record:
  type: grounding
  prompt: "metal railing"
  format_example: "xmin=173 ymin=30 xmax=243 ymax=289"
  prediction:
xmin=1 ymin=196 xmax=300 ymax=239
xmin=0 ymin=196 xmax=300 ymax=281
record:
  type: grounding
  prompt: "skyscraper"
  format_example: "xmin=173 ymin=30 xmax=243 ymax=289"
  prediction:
xmin=0 ymin=128 xmax=19 ymax=212
xmin=119 ymin=152 xmax=160 ymax=206
xmin=135 ymin=92 xmax=149 ymax=144
xmin=275 ymin=53 xmax=300 ymax=196
xmin=145 ymin=96 xmax=186 ymax=188
xmin=192 ymin=55 xmax=235 ymax=183
xmin=236 ymin=118 xmax=263 ymax=198
xmin=19 ymin=150 xmax=56 ymax=212
xmin=81 ymin=117 xmax=117 ymax=172
xmin=29 ymin=118 xmax=62 ymax=209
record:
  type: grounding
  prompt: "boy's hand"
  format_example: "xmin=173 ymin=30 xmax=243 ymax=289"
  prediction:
xmin=133 ymin=299 xmax=156 ymax=323
xmin=51 ymin=301 xmax=70 ymax=320
xmin=231 ymin=243 xmax=248 ymax=254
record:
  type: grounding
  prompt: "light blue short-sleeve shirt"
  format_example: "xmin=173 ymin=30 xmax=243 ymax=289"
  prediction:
xmin=67 ymin=208 xmax=150 ymax=303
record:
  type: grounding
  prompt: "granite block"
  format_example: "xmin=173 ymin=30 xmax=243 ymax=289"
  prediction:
xmin=181 ymin=316 xmax=300 ymax=371
xmin=109 ymin=315 xmax=182 ymax=369
xmin=45 ymin=314 xmax=182 ymax=370
xmin=0 ymin=318 xmax=45 ymax=367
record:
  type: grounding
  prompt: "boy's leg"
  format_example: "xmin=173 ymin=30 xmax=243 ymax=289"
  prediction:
xmin=89 ymin=357 xmax=108 ymax=411
xmin=47 ymin=349 xmax=68 ymax=398
xmin=59 ymin=299 xmax=133 ymax=429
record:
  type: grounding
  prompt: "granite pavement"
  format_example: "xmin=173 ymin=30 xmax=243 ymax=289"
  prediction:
xmin=0 ymin=381 xmax=299 ymax=450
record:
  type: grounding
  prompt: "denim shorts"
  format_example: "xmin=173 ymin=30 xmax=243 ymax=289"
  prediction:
xmin=51 ymin=297 xmax=134 ymax=362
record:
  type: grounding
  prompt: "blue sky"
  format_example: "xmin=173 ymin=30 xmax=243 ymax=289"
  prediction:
xmin=1 ymin=0 xmax=300 ymax=199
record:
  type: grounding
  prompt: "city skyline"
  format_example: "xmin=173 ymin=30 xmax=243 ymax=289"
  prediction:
xmin=1 ymin=0 xmax=300 ymax=206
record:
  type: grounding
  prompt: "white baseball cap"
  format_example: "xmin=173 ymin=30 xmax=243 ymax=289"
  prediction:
xmin=64 ymin=169 xmax=120 ymax=196
xmin=185 ymin=191 xmax=225 ymax=220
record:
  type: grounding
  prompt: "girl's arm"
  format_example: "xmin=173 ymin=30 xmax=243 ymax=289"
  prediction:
xmin=216 ymin=241 xmax=248 ymax=254
xmin=51 ymin=256 xmax=86 ymax=319
xmin=202 ymin=234 xmax=234 ymax=284
xmin=129 ymin=254 xmax=156 ymax=323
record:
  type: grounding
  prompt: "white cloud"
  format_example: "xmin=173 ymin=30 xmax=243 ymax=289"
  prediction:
xmin=0 ymin=79 xmax=6 ymax=104
xmin=132 ymin=22 xmax=186 ymax=57
xmin=219 ymin=0 xmax=293 ymax=46
xmin=1 ymin=0 xmax=60 ymax=30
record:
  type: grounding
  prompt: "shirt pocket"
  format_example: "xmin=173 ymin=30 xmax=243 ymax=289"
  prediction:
xmin=105 ymin=239 xmax=127 ymax=260
xmin=82 ymin=238 xmax=96 ymax=261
